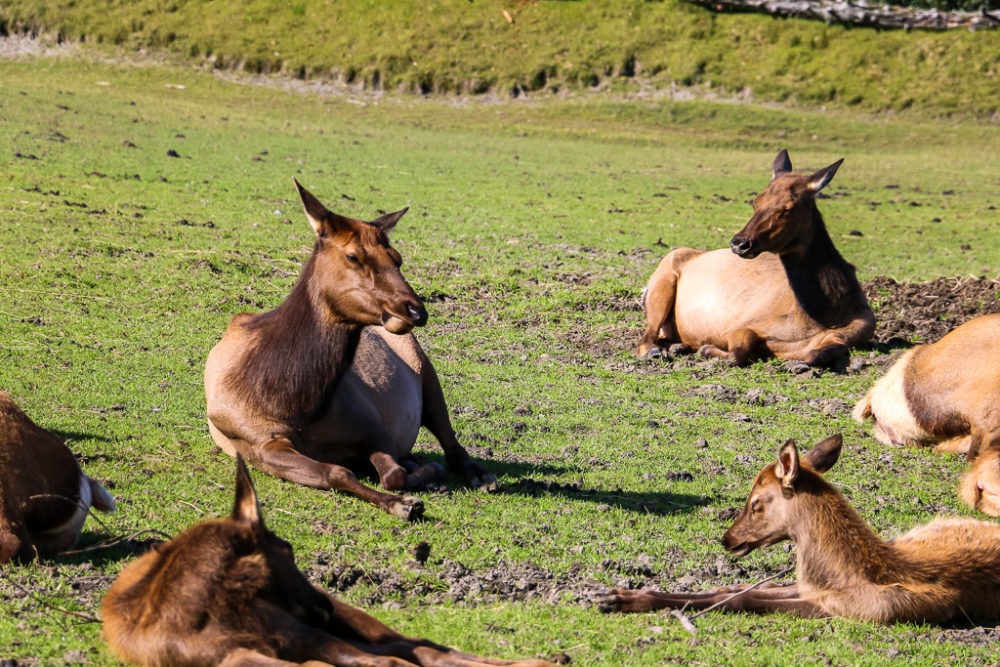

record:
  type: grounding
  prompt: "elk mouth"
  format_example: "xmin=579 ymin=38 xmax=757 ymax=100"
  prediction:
xmin=381 ymin=303 xmax=428 ymax=334
xmin=725 ymin=541 xmax=752 ymax=558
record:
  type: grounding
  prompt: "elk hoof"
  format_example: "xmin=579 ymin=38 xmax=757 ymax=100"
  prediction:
xmin=389 ymin=496 xmax=424 ymax=521
xmin=643 ymin=347 xmax=663 ymax=360
xmin=785 ymin=360 xmax=813 ymax=375
xmin=667 ymin=343 xmax=691 ymax=357
xmin=595 ymin=588 xmax=629 ymax=613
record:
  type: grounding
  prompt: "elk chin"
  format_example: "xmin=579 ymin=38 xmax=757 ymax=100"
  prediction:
xmin=381 ymin=313 xmax=415 ymax=334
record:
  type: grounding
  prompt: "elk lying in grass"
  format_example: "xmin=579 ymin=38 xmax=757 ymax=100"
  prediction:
xmin=598 ymin=434 xmax=1000 ymax=623
xmin=103 ymin=457 xmax=555 ymax=667
xmin=205 ymin=180 xmax=494 ymax=521
xmin=853 ymin=313 xmax=1000 ymax=515
xmin=638 ymin=150 xmax=874 ymax=367
xmin=0 ymin=391 xmax=115 ymax=563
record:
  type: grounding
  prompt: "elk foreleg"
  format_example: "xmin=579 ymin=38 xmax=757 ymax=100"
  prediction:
xmin=637 ymin=249 xmax=701 ymax=359
xmin=249 ymin=436 xmax=425 ymax=521
xmin=699 ymin=328 xmax=761 ymax=366
xmin=597 ymin=582 xmax=822 ymax=617
xmin=419 ymin=360 xmax=496 ymax=490
xmin=319 ymin=596 xmax=555 ymax=666
xmin=368 ymin=452 xmax=445 ymax=492
xmin=796 ymin=313 xmax=875 ymax=367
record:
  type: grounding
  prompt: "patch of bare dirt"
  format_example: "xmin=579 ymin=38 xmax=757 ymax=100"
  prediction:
xmin=863 ymin=275 xmax=1000 ymax=345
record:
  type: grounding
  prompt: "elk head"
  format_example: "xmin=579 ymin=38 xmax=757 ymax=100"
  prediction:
xmin=230 ymin=456 xmax=333 ymax=627
xmin=295 ymin=179 xmax=427 ymax=334
xmin=730 ymin=149 xmax=843 ymax=259
xmin=723 ymin=434 xmax=843 ymax=556
xmin=960 ymin=448 xmax=1000 ymax=517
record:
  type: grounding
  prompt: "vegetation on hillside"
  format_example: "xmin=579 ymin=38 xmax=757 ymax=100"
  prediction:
xmin=1 ymin=0 xmax=999 ymax=116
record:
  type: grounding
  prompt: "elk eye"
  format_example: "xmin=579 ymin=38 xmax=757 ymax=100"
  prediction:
xmin=750 ymin=498 xmax=761 ymax=513
xmin=346 ymin=253 xmax=359 ymax=264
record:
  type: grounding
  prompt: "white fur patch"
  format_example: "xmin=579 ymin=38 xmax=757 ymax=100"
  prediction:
xmin=854 ymin=349 xmax=930 ymax=447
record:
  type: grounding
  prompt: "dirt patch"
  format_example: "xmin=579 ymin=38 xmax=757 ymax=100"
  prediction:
xmin=863 ymin=275 xmax=1000 ymax=345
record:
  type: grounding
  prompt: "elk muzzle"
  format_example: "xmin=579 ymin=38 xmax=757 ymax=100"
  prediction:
xmin=730 ymin=235 xmax=757 ymax=259
xmin=382 ymin=301 xmax=428 ymax=334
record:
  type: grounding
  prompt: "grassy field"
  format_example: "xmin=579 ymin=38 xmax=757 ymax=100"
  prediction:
xmin=2 ymin=0 xmax=1000 ymax=116
xmin=1 ymin=49 xmax=1000 ymax=665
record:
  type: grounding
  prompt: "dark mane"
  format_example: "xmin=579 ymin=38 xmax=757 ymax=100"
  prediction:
xmin=782 ymin=206 xmax=868 ymax=327
xmin=223 ymin=252 xmax=362 ymax=425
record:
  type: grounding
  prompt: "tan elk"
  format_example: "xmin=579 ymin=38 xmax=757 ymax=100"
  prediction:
xmin=598 ymin=434 xmax=1000 ymax=623
xmin=853 ymin=313 xmax=1000 ymax=514
xmin=0 ymin=390 xmax=115 ymax=562
xmin=103 ymin=457 xmax=555 ymax=667
xmin=205 ymin=180 xmax=495 ymax=521
xmin=638 ymin=150 xmax=874 ymax=366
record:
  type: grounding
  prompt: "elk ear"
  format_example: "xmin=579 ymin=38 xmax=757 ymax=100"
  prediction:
xmin=774 ymin=439 xmax=800 ymax=495
xmin=772 ymin=149 xmax=792 ymax=179
xmin=803 ymin=434 xmax=843 ymax=473
xmin=370 ymin=207 xmax=408 ymax=234
xmin=293 ymin=178 xmax=332 ymax=236
xmin=233 ymin=455 xmax=264 ymax=529
xmin=806 ymin=158 xmax=843 ymax=193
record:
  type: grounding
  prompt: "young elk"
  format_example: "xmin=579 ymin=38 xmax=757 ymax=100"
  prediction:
xmin=853 ymin=313 xmax=1000 ymax=515
xmin=638 ymin=150 xmax=874 ymax=367
xmin=205 ymin=180 xmax=494 ymax=521
xmin=598 ymin=434 xmax=1000 ymax=623
xmin=0 ymin=391 xmax=115 ymax=563
xmin=103 ymin=457 xmax=555 ymax=667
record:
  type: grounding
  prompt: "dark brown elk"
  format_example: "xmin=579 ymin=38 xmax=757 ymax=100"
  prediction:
xmin=638 ymin=149 xmax=874 ymax=367
xmin=853 ymin=313 xmax=1000 ymax=514
xmin=598 ymin=434 xmax=1000 ymax=623
xmin=0 ymin=390 xmax=115 ymax=563
xmin=205 ymin=180 xmax=495 ymax=522
xmin=103 ymin=457 xmax=556 ymax=667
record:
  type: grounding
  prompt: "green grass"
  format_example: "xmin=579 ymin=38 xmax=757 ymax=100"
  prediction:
xmin=2 ymin=0 xmax=1000 ymax=116
xmin=1 ymin=53 xmax=1000 ymax=665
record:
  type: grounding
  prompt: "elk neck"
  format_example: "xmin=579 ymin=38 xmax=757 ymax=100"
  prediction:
xmin=788 ymin=475 xmax=903 ymax=591
xmin=779 ymin=206 xmax=865 ymax=326
xmin=229 ymin=254 xmax=363 ymax=425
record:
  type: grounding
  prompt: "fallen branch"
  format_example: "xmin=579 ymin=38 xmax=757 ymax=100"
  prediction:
xmin=669 ymin=566 xmax=795 ymax=634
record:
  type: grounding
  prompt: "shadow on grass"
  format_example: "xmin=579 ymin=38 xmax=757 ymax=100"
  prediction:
xmin=49 ymin=429 xmax=118 ymax=446
xmin=481 ymin=459 xmax=708 ymax=516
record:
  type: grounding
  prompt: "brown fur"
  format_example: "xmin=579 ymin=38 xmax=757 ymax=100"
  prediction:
xmin=638 ymin=150 xmax=874 ymax=366
xmin=103 ymin=458 xmax=555 ymax=667
xmin=853 ymin=314 xmax=1000 ymax=514
xmin=205 ymin=180 xmax=494 ymax=522
xmin=598 ymin=434 xmax=1000 ymax=623
xmin=960 ymin=448 xmax=1000 ymax=517
xmin=0 ymin=391 xmax=114 ymax=563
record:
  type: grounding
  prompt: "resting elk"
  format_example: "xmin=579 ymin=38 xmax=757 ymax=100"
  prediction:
xmin=638 ymin=149 xmax=874 ymax=367
xmin=598 ymin=434 xmax=1000 ymax=623
xmin=103 ymin=457 xmax=556 ymax=667
xmin=853 ymin=313 xmax=1000 ymax=515
xmin=205 ymin=180 xmax=495 ymax=521
xmin=0 ymin=390 xmax=115 ymax=563
xmin=601 ymin=435 xmax=1000 ymax=623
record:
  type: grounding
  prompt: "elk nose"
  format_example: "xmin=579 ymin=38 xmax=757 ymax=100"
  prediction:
xmin=730 ymin=236 xmax=753 ymax=257
xmin=407 ymin=302 xmax=428 ymax=327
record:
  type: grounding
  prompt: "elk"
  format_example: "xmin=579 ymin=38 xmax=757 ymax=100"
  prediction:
xmin=103 ymin=457 xmax=555 ymax=667
xmin=0 ymin=390 xmax=115 ymax=563
xmin=638 ymin=149 xmax=874 ymax=367
xmin=598 ymin=434 xmax=1000 ymax=623
xmin=853 ymin=313 xmax=1000 ymax=514
xmin=205 ymin=180 xmax=495 ymax=521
